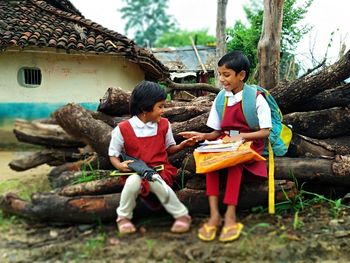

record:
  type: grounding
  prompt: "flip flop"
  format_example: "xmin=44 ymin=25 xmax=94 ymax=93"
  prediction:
xmin=198 ymin=223 xmax=218 ymax=241
xmin=219 ymin=223 xmax=244 ymax=242
xmin=116 ymin=217 xmax=136 ymax=234
xmin=171 ymin=215 xmax=191 ymax=233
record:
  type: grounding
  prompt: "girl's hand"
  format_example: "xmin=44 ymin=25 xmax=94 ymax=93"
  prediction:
xmin=178 ymin=131 xmax=205 ymax=142
xmin=117 ymin=160 xmax=134 ymax=172
xmin=180 ymin=137 xmax=197 ymax=148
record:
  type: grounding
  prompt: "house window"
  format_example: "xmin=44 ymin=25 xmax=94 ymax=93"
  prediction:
xmin=18 ymin=67 xmax=42 ymax=87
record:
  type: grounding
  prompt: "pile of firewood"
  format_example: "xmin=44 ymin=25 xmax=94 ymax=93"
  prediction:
xmin=1 ymin=50 xmax=349 ymax=224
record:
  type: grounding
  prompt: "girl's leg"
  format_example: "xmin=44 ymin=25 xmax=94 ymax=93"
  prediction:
xmin=149 ymin=178 xmax=191 ymax=233
xmin=198 ymin=171 xmax=222 ymax=241
xmin=219 ymin=165 xmax=244 ymax=242
xmin=206 ymin=171 xmax=221 ymax=225
xmin=116 ymin=174 xmax=141 ymax=233
xmin=149 ymin=178 xmax=188 ymax=218
xmin=223 ymin=164 xmax=243 ymax=223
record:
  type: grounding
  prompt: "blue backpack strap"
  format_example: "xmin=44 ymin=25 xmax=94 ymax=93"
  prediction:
xmin=215 ymin=90 xmax=227 ymax=122
xmin=242 ymin=84 xmax=260 ymax=131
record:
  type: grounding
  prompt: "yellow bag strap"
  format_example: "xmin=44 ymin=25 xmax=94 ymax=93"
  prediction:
xmin=268 ymin=141 xmax=275 ymax=214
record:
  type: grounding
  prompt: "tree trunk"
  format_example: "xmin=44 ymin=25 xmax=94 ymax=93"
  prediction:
xmin=272 ymin=50 xmax=350 ymax=113
xmin=172 ymin=112 xmax=212 ymax=142
xmin=97 ymin=87 xmax=130 ymax=116
xmin=182 ymin=154 xmax=350 ymax=186
xmin=8 ymin=149 xmax=87 ymax=171
xmin=288 ymin=134 xmax=350 ymax=157
xmin=292 ymin=83 xmax=350 ymax=112
xmin=215 ymin=0 xmax=228 ymax=88
xmin=257 ymin=0 xmax=284 ymax=89
xmin=54 ymin=103 xmax=113 ymax=156
xmin=58 ymin=176 xmax=125 ymax=197
xmin=0 ymin=180 xmax=296 ymax=223
xmin=164 ymin=106 xmax=210 ymax=123
xmin=13 ymin=119 xmax=84 ymax=148
xmin=284 ymin=107 xmax=350 ymax=139
xmin=275 ymin=155 xmax=350 ymax=185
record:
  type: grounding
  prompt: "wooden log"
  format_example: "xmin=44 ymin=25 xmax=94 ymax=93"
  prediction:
xmin=172 ymin=112 xmax=212 ymax=142
xmin=54 ymin=103 xmax=113 ymax=156
xmin=89 ymin=111 xmax=127 ymax=128
xmin=182 ymin=154 xmax=350 ymax=186
xmin=288 ymin=134 xmax=350 ymax=157
xmin=284 ymin=107 xmax=350 ymax=139
xmin=292 ymin=83 xmax=350 ymax=112
xmin=58 ymin=176 xmax=124 ymax=197
xmin=0 ymin=180 xmax=296 ymax=223
xmin=97 ymin=87 xmax=131 ymax=116
xmin=13 ymin=119 xmax=85 ymax=148
xmin=275 ymin=155 xmax=350 ymax=185
xmin=96 ymin=86 xmax=215 ymax=117
xmin=8 ymin=149 xmax=88 ymax=171
xmin=163 ymin=106 xmax=210 ymax=123
xmin=164 ymin=78 xmax=220 ymax=94
xmin=272 ymin=49 xmax=350 ymax=114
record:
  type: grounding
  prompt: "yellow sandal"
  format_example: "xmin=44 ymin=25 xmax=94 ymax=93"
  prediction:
xmin=219 ymin=223 xmax=244 ymax=242
xmin=198 ymin=223 xmax=218 ymax=241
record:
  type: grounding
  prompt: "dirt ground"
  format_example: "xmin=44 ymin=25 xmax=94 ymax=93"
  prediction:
xmin=1 ymin=149 xmax=350 ymax=262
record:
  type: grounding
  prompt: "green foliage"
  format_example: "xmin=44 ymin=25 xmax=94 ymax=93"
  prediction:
xmin=120 ymin=0 xmax=177 ymax=47
xmin=226 ymin=0 xmax=313 ymax=80
xmin=155 ymin=29 xmax=216 ymax=47
xmin=0 ymin=177 xmax=49 ymax=201
xmin=0 ymin=210 xmax=23 ymax=231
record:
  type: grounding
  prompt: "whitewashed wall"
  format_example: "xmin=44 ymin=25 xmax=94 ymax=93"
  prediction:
xmin=0 ymin=49 xmax=144 ymax=103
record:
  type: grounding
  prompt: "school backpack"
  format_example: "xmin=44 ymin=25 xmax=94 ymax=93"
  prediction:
xmin=215 ymin=84 xmax=293 ymax=214
xmin=215 ymin=84 xmax=292 ymax=156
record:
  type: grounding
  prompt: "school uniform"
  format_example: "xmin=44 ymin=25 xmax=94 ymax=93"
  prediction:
xmin=206 ymin=89 xmax=272 ymax=205
xmin=109 ymin=116 xmax=188 ymax=219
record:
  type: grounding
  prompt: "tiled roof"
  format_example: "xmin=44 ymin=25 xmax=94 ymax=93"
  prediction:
xmin=0 ymin=0 xmax=169 ymax=80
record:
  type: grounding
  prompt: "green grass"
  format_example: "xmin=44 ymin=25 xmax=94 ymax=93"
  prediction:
xmin=0 ymin=176 xmax=50 ymax=200
xmin=0 ymin=210 xmax=24 ymax=231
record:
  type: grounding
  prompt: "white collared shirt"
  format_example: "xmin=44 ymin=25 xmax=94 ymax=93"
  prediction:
xmin=108 ymin=116 xmax=176 ymax=157
xmin=207 ymin=90 xmax=272 ymax=130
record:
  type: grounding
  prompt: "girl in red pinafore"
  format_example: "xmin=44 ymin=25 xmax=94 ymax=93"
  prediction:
xmin=180 ymin=51 xmax=272 ymax=242
xmin=109 ymin=81 xmax=196 ymax=234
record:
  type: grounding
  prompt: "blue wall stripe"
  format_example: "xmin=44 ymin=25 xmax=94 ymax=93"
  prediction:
xmin=0 ymin=102 xmax=99 ymax=123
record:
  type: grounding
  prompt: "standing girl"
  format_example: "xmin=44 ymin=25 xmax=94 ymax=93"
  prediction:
xmin=180 ymin=51 xmax=272 ymax=242
xmin=109 ymin=80 xmax=195 ymax=234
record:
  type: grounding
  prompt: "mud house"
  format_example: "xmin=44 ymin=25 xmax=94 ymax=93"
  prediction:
xmin=0 ymin=0 xmax=168 ymax=122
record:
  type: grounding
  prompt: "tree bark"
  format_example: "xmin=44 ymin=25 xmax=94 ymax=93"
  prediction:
xmin=164 ymin=78 xmax=220 ymax=94
xmin=97 ymin=87 xmax=130 ymax=116
xmin=163 ymin=106 xmax=210 ymax=123
xmin=292 ymin=83 xmax=350 ymax=112
xmin=13 ymin=119 xmax=84 ymax=148
xmin=58 ymin=176 xmax=125 ymax=197
xmin=272 ymin=50 xmax=350 ymax=113
xmin=8 ymin=149 xmax=88 ymax=172
xmin=89 ymin=111 xmax=127 ymax=128
xmin=215 ymin=0 xmax=228 ymax=88
xmin=172 ymin=112 xmax=212 ymax=142
xmin=284 ymin=107 xmax=350 ymax=139
xmin=54 ymin=103 xmax=113 ymax=156
xmin=288 ymin=134 xmax=350 ymax=157
xmin=274 ymin=155 xmax=350 ymax=185
xmin=182 ymin=153 xmax=350 ymax=186
xmin=0 ymin=180 xmax=296 ymax=223
xmin=258 ymin=0 xmax=284 ymax=89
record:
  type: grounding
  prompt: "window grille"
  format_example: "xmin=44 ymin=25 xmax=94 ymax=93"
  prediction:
xmin=18 ymin=67 xmax=42 ymax=87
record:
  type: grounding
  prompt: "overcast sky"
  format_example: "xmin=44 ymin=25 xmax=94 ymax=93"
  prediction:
xmin=70 ymin=0 xmax=349 ymax=70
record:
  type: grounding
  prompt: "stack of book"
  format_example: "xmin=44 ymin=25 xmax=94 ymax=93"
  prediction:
xmin=195 ymin=139 xmax=244 ymax=153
